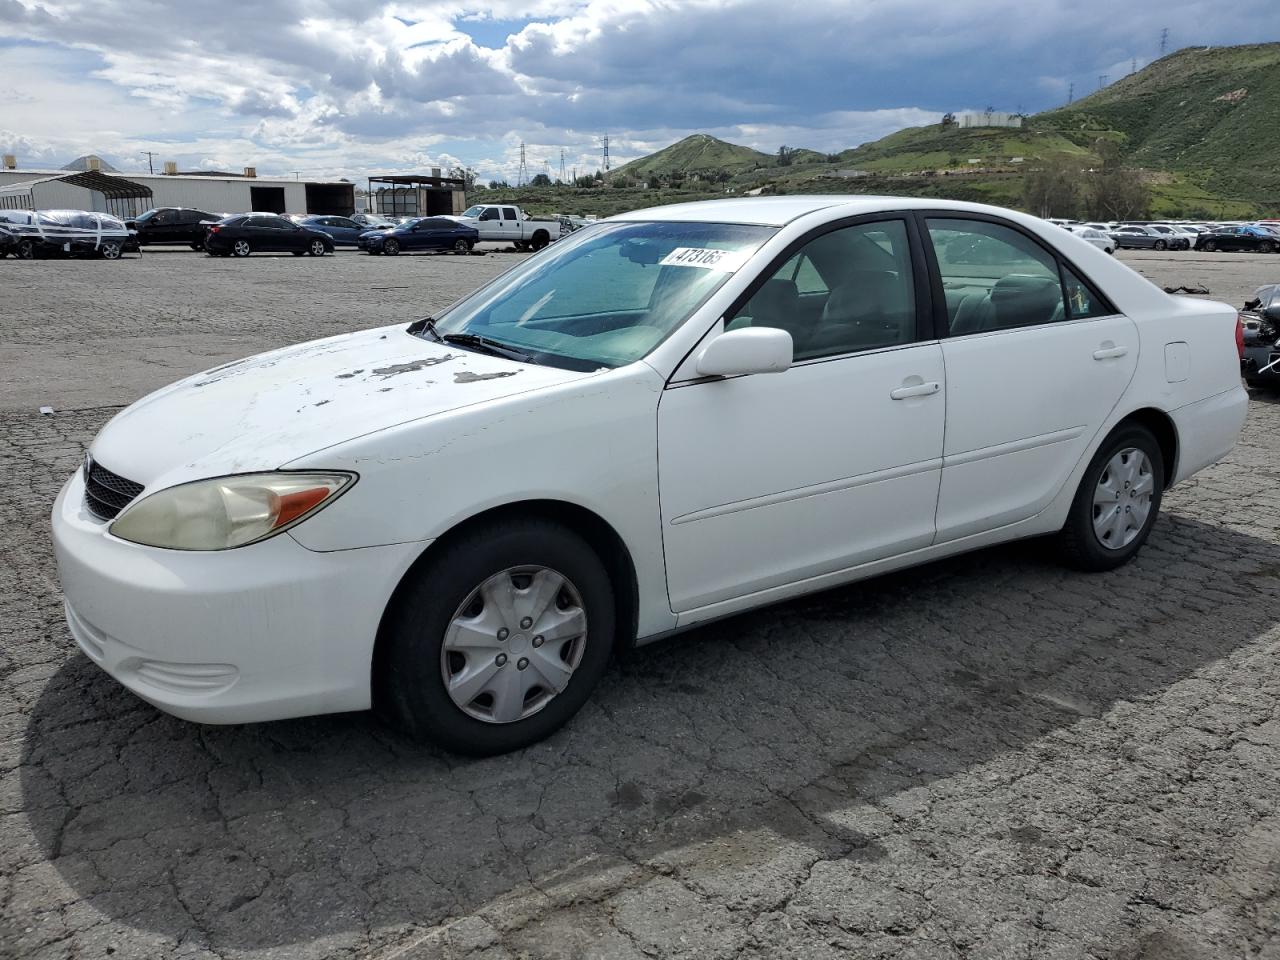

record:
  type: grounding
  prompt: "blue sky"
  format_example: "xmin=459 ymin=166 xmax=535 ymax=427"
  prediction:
xmin=0 ymin=0 xmax=1274 ymax=183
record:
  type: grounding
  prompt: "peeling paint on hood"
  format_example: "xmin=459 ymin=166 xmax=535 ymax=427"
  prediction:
xmin=90 ymin=324 xmax=588 ymax=490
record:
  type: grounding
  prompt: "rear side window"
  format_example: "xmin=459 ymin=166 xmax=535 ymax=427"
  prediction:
xmin=926 ymin=218 xmax=1113 ymax=334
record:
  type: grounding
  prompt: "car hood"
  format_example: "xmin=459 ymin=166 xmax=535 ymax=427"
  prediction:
xmin=89 ymin=324 xmax=590 ymax=490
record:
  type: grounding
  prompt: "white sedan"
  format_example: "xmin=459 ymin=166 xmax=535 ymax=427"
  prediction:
xmin=1066 ymin=225 xmax=1116 ymax=254
xmin=52 ymin=197 xmax=1248 ymax=754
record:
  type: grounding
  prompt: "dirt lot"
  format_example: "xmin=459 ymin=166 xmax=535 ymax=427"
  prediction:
xmin=3 ymin=246 xmax=1280 ymax=960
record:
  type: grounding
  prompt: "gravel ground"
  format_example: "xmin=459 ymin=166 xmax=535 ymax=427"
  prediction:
xmin=3 ymin=246 xmax=1280 ymax=960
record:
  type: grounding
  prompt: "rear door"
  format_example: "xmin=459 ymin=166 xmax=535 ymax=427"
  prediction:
xmin=501 ymin=207 xmax=521 ymax=242
xmin=922 ymin=214 xmax=1139 ymax=542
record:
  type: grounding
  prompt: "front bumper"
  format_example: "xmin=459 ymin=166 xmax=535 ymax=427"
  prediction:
xmin=52 ymin=468 xmax=426 ymax=724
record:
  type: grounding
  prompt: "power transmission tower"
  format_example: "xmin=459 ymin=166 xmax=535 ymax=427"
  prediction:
xmin=1067 ymin=82 xmax=1074 ymax=104
xmin=1160 ymin=28 xmax=1169 ymax=55
xmin=1098 ymin=74 xmax=1108 ymax=90
xmin=1131 ymin=57 xmax=1137 ymax=74
xmin=559 ymin=148 xmax=566 ymax=184
xmin=601 ymin=135 xmax=611 ymax=173
xmin=516 ymin=142 xmax=529 ymax=187
xmin=140 ymin=150 xmax=157 ymax=174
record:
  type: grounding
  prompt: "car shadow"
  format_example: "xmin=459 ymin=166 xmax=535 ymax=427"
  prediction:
xmin=17 ymin=514 xmax=1280 ymax=953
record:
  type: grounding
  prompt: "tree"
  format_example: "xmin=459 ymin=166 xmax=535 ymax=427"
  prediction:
xmin=530 ymin=172 xmax=552 ymax=187
xmin=777 ymin=145 xmax=794 ymax=167
xmin=1086 ymin=141 xmax=1150 ymax=220
xmin=1022 ymin=158 xmax=1082 ymax=218
xmin=449 ymin=165 xmax=478 ymax=190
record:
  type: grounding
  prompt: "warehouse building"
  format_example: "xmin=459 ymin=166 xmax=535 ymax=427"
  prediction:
xmin=368 ymin=171 xmax=468 ymax=217
xmin=0 ymin=156 xmax=358 ymax=219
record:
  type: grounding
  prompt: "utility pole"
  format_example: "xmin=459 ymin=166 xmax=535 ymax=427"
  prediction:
xmin=516 ymin=142 xmax=529 ymax=187
xmin=1160 ymin=27 xmax=1169 ymax=56
xmin=140 ymin=150 xmax=157 ymax=174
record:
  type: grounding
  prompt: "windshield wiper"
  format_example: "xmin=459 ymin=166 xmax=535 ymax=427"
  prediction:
xmin=440 ymin=332 xmax=536 ymax=364
xmin=407 ymin=316 xmax=444 ymax=341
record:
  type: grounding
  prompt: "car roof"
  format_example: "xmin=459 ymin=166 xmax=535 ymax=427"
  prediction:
xmin=609 ymin=195 xmax=1057 ymax=227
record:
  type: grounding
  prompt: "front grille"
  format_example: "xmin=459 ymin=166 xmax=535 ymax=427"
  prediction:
xmin=84 ymin=458 xmax=144 ymax=521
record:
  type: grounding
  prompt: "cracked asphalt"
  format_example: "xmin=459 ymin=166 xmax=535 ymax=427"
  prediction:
xmin=3 ymin=247 xmax=1280 ymax=959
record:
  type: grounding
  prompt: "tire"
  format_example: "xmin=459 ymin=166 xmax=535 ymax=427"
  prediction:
xmin=513 ymin=241 xmax=529 ymax=252
xmin=99 ymin=240 xmax=123 ymax=260
xmin=530 ymin=230 xmax=550 ymax=250
xmin=308 ymin=239 xmax=327 ymax=256
xmin=383 ymin=238 xmax=400 ymax=256
xmin=453 ymin=239 xmax=472 ymax=254
xmin=16 ymin=239 xmax=36 ymax=260
xmin=1153 ymin=239 xmax=1167 ymax=251
xmin=377 ymin=518 xmax=616 ymax=755
xmin=1261 ymin=240 xmax=1276 ymax=254
xmin=1058 ymin=423 xmax=1164 ymax=572
xmin=1203 ymin=240 xmax=1217 ymax=252
xmin=232 ymin=239 xmax=252 ymax=257
xmin=190 ymin=242 xmax=204 ymax=251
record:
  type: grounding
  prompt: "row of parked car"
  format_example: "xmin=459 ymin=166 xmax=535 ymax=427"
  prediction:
xmin=1052 ymin=219 xmax=1280 ymax=254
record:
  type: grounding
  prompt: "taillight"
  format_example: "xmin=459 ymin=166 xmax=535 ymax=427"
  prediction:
xmin=209 ymin=225 xmax=221 ymax=233
xmin=1236 ymin=313 xmax=1246 ymax=359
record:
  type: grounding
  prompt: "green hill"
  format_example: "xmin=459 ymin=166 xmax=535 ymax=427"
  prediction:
xmin=613 ymin=134 xmax=773 ymax=179
xmin=1035 ymin=43 xmax=1280 ymax=203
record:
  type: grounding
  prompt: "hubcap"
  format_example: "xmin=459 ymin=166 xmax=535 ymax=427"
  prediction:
xmin=312 ymin=241 xmax=324 ymax=254
xmin=235 ymin=241 xmax=249 ymax=255
xmin=102 ymin=243 xmax=120 ymax=259
xmin=440 ymin=565 xmax=587 ymax=724
xmin=1092 ymin=447 xmax=1154 ymax=550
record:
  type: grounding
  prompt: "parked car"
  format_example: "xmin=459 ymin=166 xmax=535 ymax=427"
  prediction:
xmin=7 ymin=209 xmax=134 ymax=259
xmin=128 ymin=207 xmax=220 ymax=249
xmin=1110 ymin=225 xmax=1188 ymax=250
xmin=0 ymin=222 xmax=18 ymax=257
xmin=203 ymin=214 xmax=335 ymax=257
xmin=450 ymin=203 xmax=561 ymax=250
xmin=1149 ymin=224 xmax=1197 ymax=246
xmin=1066 ymin=225 xmax=1115 ymax=254
xmin=52 ymin=196 xmax=1247 ymax=755
xmin=1195 ymin=226 xmax=1279 ymax=254
xmin=1241 ymin=284 xmax=1280 ymax=388
xmin=296 ymin=215 xmax=371 ymax=247
xmin=351 ymin=213 xmax=398 ymax=230
xmin=358 ymin=217 xmax=479 ymax=255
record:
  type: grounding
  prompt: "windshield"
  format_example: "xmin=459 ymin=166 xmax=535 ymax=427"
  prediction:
xmin=431 ymin=220 xmax=775 ymax=370
xmin=461 ymin=205 xmax=486 ymax=218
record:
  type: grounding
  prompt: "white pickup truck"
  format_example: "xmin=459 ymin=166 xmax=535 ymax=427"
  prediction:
xmin=450 ymin=204 xmax=562 ymax=250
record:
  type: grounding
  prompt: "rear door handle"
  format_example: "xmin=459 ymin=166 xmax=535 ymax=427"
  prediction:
xmin=1093 ymin=345 xmax=1129 ymax=360
xmin=890 ymin=381 xmax=941 ymax=400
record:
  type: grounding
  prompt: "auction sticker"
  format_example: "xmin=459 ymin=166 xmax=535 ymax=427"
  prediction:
xmin=659 ymin=247 xmax=749 ymax=271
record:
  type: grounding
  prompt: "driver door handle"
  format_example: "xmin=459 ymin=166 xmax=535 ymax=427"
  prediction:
xmin=890 ymin=381 xmax=941 ymax=400
xmin=1093 ymin=344 xmax=1129 ymax=360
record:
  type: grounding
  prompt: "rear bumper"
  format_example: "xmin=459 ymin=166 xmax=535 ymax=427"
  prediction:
xmin=52 ymin=468 xmax=427 ymax=723
xmin=1169 ymin=386 xmax=1249 ymax=485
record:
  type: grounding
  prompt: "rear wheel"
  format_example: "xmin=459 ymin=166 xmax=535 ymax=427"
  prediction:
xmin=16 ymin=239 xmax=36 ymax=260
xmin=99 ymin=240 xmax=123 ymax=260
xmin=383 ymin=238 xmax=400 ymax=256
xmin=530 ymin=230 xmax=550 ymax=250
xmin=1154 ymin=239 xmax=1167 ymax=251
xmin=232 ymin=239 xmax=252 ymax=257
xmin=308 ymin=238 xmax=327 ymax=256
xmin=453 ymin=238 xmax=472 ymax=254
xmin=1058 ymin=423 xmax=1164 ymax=572
xmin=1203 ymin=239 xmax=1217 ymax=252
xmin=1261 ymin=240 xmax=1276 ymax=254
xmin=190 ymin=241 xmax=204 ymax=251
xmin=377 ymin=518 xmax=615 ymax=755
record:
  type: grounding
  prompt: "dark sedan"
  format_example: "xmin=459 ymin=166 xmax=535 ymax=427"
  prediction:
xmin=297 ymin=215 xmax=371 ymax=247
xmin=0 ymin=223 xmax=17 ymax=258
xmin=128 ymin=207 xmax=221 ymax=249
xmin=1242 ymin=284 xmax=1280 ymax=389
xmin=1110 ymin=225 xmax=1189 ymax=251
xmin=1196 ymin=226 xmax=1279 ymax=254
xmin=204 ymin=214 xmax=335 ymax=257
xmin=359 ymin=217 xmax=479 ymax=255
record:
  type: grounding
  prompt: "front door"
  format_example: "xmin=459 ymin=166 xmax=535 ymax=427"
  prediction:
xmin=922 ymin=216 xmax=1139 ymax=542
xmin=657 ymin=217 xmax=946 ymax=614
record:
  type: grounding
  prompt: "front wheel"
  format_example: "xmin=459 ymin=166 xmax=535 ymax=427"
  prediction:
xmin=99 ymin=240 xmax=123 ymax=260
xmin=1058 ymin=424 xmax=1164 ymax=571
xmin=453 ymin=238 xmax=472 ymax=254
xmin=1203 ymin=240 xmax=1217 ymax=252
xmin=1261 ymin=240 xmax=1276 ymax=254
xmin=16 ymin=239 xmax=36 ymax=259
xmin=308 ymin=239 xmax=327 ymax=256
xmin=377 ymin=519 xmax=615 ymax=755
xmin=383 ymin=238 xmax=400 ymax=256
xmin=1154 ymin=239 xmax=1167 ymax=251
xmin=232 ymin=239 xmax=252 ymax=257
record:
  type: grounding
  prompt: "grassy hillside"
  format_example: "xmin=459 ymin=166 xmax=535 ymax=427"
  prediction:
xmin=1035 ymin=43 xmax=1280 ymax=204
xmin=479 ymin=43 xmax=1280 ymax=220
xmin=612 ymin=134 xmax=773 ymax=180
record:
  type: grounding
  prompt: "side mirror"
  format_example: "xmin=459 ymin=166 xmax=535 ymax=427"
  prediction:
xmin=695 ymin=327 xmax=792 ymax=378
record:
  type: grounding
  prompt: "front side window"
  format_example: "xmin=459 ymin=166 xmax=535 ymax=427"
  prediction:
xmin=927 ymin=218 xmax=1066 ymax=335
xmin=432 ymin=221 xmax=775 ymax=370
xmin=727 ymin=219 xmax=918 ymax=360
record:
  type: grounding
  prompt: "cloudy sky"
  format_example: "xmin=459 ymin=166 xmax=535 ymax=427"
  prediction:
xmin=0 ymin=0 xmax=1272 ymax=183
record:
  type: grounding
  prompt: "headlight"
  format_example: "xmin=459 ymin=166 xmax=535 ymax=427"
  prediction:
xmin=109 ymin=472 xmax=355 ymax=550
